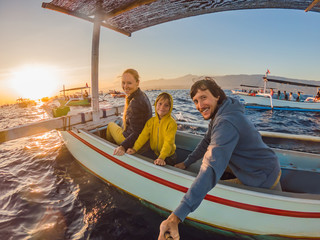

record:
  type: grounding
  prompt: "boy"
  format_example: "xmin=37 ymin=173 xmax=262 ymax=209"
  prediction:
xmin=127 ymin=92 xmax=177 ymax=166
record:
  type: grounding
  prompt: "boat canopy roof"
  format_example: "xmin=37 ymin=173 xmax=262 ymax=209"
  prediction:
xmin=42 ymin=0 xmax=320 ymax=37
xmin=240 ymin=84 xmax=261 ymax=89
xmin=264 ymin=77 xmax=320 ymax=88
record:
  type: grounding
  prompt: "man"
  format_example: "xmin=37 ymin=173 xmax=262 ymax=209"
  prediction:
xmin=158 ymin=79 xmax=281 ymax=240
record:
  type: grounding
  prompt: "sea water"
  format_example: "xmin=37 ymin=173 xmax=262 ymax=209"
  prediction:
xmin=0 ymin=89 xmax=319 ymax=240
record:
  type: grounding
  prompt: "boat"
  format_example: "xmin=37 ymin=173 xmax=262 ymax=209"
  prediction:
xmin=231 ymin=84 xmax=263 ymax=96
xmin=59 ymin=118 xmax=320 ymax=239
xmin=109 ymin=90 xmax=126 ymax=98
xmin=233 ymin=76 xmax=320 ymax=112
xmin=58 ymin=85 xmax=91 ymax=106
xmin=42 ymin=85 xmax=92 ymax=117
xmin=1 ymin=1 xmax=319 ymax=239
xmin=16 ymin=98 xmax=37 ymax=108
xmin=238 ymin=94 xmax=320 ymax=111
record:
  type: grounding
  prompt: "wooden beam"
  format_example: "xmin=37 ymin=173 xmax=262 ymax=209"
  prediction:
xmin=42 ymin=3 xmax=131 ymax=36
xmin=305 ymin=0 xmax=320 ymax=12
xmin=105 ymin=0 xmax=158 ymax=18
xmin=0 ymin=107 xmax=123 ymax=143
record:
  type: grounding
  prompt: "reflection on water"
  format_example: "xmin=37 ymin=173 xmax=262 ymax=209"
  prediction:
xmin=0 ymin=90 xmax=319 ymax=239
xmin=28 ymin=207 xmax=67 ymax=240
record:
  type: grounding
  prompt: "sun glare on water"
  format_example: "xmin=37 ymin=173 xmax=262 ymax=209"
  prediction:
xmin=10 ymin=65 xmax=61 ymax=100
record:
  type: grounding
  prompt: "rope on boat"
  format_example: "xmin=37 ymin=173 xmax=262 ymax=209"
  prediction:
xmin=176 ymin=121 xmax=320 ymax=142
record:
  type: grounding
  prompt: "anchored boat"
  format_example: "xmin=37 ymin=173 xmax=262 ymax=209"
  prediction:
xmin=42 ymin=85 xmax=92 ymax=117
xmin=234 ymin=77 xmax=320 ymax=112
xmin=109 ymin=90 xmax=126 ymax=98
xmin=16 ymin=98 xmax=37 ymax=108
xmin=58 ymin=85 xmax=91 ymax=107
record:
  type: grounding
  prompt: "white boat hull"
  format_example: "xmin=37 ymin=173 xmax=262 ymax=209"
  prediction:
xmin=60 ymin=129 xmax=320 ymax=238
xmin=239 ymin=95 xmax=320 ymax=111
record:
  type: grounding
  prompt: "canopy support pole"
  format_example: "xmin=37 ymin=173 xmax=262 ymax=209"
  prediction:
xmin=263 ymin=79 xmax=267 ymax=94
xmin=91 ymin=13 xmax=101 ymax=122
xmin=263 ymin=69 xmax=270 ymax=94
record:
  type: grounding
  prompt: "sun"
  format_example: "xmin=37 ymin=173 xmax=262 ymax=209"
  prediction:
xmin=10 ymin=65 xmax=61 ymax=100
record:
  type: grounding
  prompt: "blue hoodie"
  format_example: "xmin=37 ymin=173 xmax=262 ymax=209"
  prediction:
xmin=174 ymin=97 xmax=281 ymax=221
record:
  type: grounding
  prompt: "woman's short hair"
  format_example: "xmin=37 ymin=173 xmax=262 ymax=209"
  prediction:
xmin=122 ymin=69 xmax=140 ymax=82
xmin=190 ymin=78 xmax=226 ymax=104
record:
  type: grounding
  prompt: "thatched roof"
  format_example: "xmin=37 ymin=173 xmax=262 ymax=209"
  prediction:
xmin=42 ymin=0 xmax=320 ymax=36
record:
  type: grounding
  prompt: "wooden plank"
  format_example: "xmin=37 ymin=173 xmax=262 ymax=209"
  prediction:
xmin=0 ymin=106 xmax=123 ymax=143
xmin=305 ymin=0 xmax=320 ymax=12
xmin=106 ymin=0 xmax=158 ymax=18
xmin=41 ymin=3 xmax=131 ymax=36
xmin=0 ymin=117 xmax=64 ymax=143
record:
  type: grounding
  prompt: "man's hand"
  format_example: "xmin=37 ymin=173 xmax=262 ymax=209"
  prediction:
xmin=126 ymin=148 xmax=136 ymax=155
xmin=174 ymin=162 xmax=186 ymax=170
xmin=154 ymin=158 xmax=166 ymax=166
xmin=113 ymin=146 xmax=126 ymax=156
xmin=158 ymin=213 xmax=180 ymax=240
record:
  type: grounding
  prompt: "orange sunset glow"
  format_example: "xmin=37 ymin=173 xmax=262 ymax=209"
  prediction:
xmin=9 ymin=65 xmax=61 ymax=100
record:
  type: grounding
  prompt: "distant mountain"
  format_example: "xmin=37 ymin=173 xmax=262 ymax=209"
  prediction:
xmin=103 ymin=74 xmax=320 ymax=95
xmin=140 ymin=74 xmax=197 ymax=90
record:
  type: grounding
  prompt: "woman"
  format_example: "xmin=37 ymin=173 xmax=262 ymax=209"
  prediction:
xmin=106 ymin=69 xmax=152 ymax=155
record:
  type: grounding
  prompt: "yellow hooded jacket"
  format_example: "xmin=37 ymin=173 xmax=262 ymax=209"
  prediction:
xmin=132 ymin=92 xmax=177 ymax=160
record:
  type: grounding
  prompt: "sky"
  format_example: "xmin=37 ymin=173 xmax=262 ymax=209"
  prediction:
xmin=1 ymin=0 xmax=320 ymax=104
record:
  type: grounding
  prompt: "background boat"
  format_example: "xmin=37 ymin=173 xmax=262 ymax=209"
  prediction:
xmin=109 ymin=90 xmax=126 ymax=98
xmin=238 ymin=94 xmax=320 ymax=111
xmin=234 ymin=76 xmax=320 ymax=112
xmin=58 ymin=85 xmax=91 ymax=107
xmin=16 ymin=98 xmax=37 ymax=108
xmin=41 ymin=85 xmax=92 ymax=117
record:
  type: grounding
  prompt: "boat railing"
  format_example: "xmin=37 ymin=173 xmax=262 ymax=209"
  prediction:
xmin=257 ymin=93 xmax=273 ymax=108
xmin=305 ymin=97 xmax=319 ymax=102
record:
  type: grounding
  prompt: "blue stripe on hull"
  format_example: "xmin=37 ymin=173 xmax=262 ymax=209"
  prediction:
xmin=245 ymin=105 xmax=320 ymax=112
